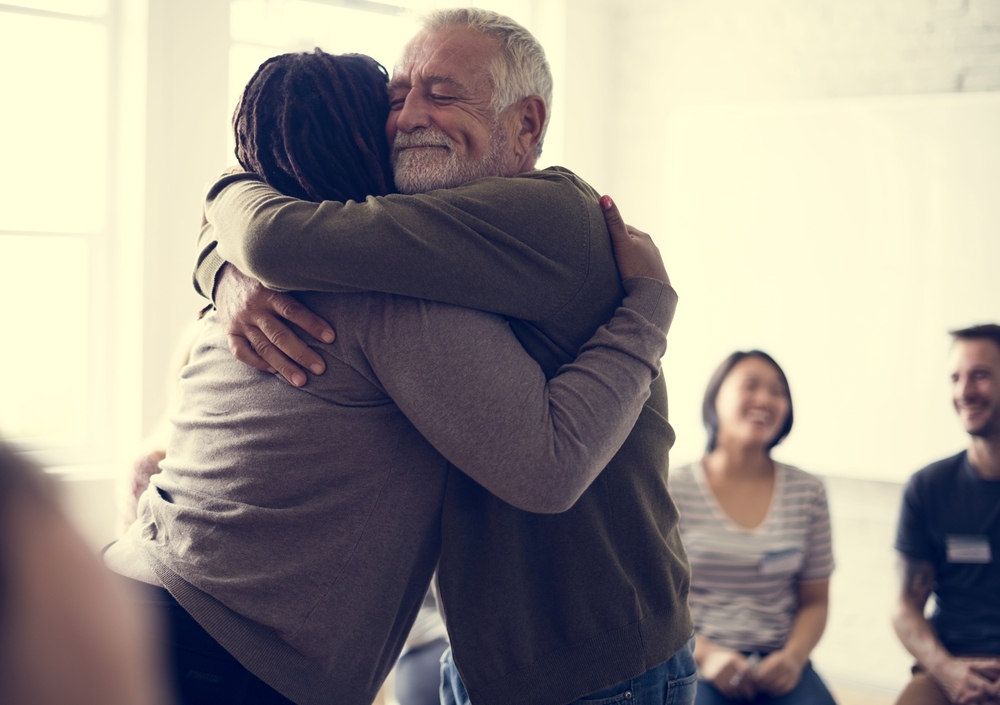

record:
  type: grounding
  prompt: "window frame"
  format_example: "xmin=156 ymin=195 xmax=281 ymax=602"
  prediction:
xmin=0 ymin=1 xmax=118 ymax=468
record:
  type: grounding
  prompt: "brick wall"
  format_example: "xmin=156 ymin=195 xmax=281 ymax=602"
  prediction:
xmin=617 ymin=0 xmax=1000 ymax=104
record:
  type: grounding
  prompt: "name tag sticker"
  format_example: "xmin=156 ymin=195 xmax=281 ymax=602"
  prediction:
xmin=946 ymin=535 xmax=992 ymax=564
xmin=758 ymin=548 xmax=803 ymax=575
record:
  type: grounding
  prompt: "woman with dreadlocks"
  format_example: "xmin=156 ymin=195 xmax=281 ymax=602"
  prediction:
xmin=106 ymin=48 xmax=676 ymax=705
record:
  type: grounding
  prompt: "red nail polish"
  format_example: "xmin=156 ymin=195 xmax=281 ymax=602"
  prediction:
xmin=600 ymin=196 xmax=613 ymax=210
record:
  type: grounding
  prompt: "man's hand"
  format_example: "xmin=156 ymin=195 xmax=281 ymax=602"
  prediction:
xmin=753 ymin=649 xmax=806 ymax=696
xmin=119 ymin=449 xmax=165 ymax=535
xmin=970 ymin=659 xmax=1000 ymax=683
xmin=215 ymin=263 xmax=335 ymax=387
xmin=600 ymin=196 xmax=669 ymax=285
xmin=700 ymin=648 xmax=757 ymax=700
xmin=931 ymin=657 xmax=1000 ymax=704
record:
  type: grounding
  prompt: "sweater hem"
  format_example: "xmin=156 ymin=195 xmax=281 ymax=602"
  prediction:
xmin=467 ymin=607 xmax=694 ymax=705
xmin=143 ymin=549 xmax=375 ymax=705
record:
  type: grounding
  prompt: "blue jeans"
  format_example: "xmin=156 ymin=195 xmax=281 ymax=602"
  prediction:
xmin=694 ymin=661 xmax=836 ymax=705
xmin=441 ymin=635 xmax=697 ymax=705
xmin=396 ymin=637 xmax=450 ymax=705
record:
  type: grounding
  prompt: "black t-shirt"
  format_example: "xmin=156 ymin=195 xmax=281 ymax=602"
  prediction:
xmin=895 ymin=451 xmax=1000 ymax=656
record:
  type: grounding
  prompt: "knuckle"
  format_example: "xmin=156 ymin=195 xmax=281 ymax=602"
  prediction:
xmin=274 ymin=295 xmax=301 ymax=318
xmin=269 ymin=327 xmax=295 ymax=348
xmin=246 ymin=330 xmax=273 ymax=356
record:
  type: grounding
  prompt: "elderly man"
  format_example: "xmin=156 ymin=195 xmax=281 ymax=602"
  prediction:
xmin=199 ymin=9 xmax=695 ymax=705
xmin=893 ymin=324 xmax=1000 ymax=705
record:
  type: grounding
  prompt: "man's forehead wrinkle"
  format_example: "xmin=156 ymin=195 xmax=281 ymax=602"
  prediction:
xmin=397 ymin=27 xmax=498 ymax=85
xmin=424 ymin=74 xmax=471 ymax=93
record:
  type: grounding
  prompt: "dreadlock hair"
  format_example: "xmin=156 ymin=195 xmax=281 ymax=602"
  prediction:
xmin=234 ymin=49 xmax=395 ymax=203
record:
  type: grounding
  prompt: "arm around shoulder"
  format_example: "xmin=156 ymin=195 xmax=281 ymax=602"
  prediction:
xmin=202 ymin=170 xmax=595 ymax=319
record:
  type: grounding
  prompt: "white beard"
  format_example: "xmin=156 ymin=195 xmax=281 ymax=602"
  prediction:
xmin=392 ymin=124 xmax=513 ymax=194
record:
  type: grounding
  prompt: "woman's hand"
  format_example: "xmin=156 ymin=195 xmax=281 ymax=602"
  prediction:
xmin=600 ymin=196 xmax=669 ymax=285
xmin=700 ymin=648 xmax=757 ymax=700
xmin=754 ymin=649 xmax=806 ymax=696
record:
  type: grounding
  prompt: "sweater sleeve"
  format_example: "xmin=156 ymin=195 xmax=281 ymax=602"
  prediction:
xmin=361 ymin=276 xmax=677 ymax=514
xmin=198 ymin=169 xmax=596 ymax=320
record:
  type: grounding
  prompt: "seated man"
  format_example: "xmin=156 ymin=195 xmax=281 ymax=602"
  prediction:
xmin=893 ymin=324 xmax=1000 ymax=705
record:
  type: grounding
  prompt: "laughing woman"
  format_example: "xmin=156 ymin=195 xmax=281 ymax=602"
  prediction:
xmin=669 ymin=351 xmax=837 ymax=705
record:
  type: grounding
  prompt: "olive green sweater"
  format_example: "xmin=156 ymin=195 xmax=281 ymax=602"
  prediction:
xmin=199 ymin=167 xmax=693 ymax=705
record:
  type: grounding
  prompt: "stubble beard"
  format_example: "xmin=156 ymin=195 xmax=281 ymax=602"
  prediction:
xmin=957 ymin=398 xmax=1000 ymax=440
xmin=391 ymin=124 xmax=513 ymax=195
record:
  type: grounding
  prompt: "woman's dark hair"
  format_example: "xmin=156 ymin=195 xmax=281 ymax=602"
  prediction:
xmin=702 ymin=350 xmax=794 ymax=453
xmin=233 ymin=49 xmax=395 ymax=203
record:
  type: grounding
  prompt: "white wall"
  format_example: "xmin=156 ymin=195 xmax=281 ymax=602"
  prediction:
xmin=51 ymin=1 xmax=1000 ymax=697
xmin=140 ymin=0 xmax=231 ymax=436
xmin=595 ymin=0 xmax=1000 ymax=480
xmin=662 ymin=93 xmax=1000 ymax=481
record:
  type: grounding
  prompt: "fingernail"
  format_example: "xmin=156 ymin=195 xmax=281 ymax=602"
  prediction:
xmin=310 ymin=363 xmax=324 ymax=375
xmin=600 ymin=195 xmax=613 ymax=210
xmin=321 ymin=330 xmax=335 ymax=343
xmin=292 ymin=373 xmax=306 ymax=387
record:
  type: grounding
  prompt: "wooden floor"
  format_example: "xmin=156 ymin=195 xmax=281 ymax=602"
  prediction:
xmin=830 ymin=682 xmax=897 ymax=705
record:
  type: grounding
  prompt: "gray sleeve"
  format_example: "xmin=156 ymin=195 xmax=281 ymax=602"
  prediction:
xmin=363 ymin=277 xmax=677 ymax=514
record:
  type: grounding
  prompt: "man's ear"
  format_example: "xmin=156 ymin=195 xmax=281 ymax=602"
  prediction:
xmin=513 ymin=95 xmax=546 ymax=166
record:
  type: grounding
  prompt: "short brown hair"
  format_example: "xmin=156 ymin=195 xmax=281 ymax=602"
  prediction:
xmin=950 ymin=323 xmax=1000 ymax=351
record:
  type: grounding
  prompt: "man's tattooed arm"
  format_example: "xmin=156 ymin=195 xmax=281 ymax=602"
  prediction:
xmin=900 ymin=556 xmax=935 ymax=609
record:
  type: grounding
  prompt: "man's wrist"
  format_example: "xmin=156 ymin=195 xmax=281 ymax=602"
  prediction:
xmin=923 ymin=650 xmax=956 ymax=681
xmin=778 ymin=645 xmax=809 ymax=671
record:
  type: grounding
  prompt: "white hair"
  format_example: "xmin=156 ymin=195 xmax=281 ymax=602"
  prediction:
xmin=422 ymin=8 xmax=553 ymax=158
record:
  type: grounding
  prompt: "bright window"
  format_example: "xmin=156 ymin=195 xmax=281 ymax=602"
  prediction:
xmin=0 ymin=4 xmax=111 ymax=462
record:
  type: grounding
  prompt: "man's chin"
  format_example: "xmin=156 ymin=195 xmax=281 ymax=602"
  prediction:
xmin=393 ymin=165 xmax=460 ymax=194
xmin=394 ymin=173 xmax=451 ymax=195
xmin=963 ymin=414 xmax=1000 ymax=440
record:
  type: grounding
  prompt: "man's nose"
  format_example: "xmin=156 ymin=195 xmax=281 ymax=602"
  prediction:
xmin=395 ymin=93 xmax=432 ymax=133
xmin=957 ymin=375 xmax=977 ymax=401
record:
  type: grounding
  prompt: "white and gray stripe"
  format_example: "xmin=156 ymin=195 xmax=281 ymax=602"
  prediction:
xmin=669 ymin=461 xmax=834 ymax=653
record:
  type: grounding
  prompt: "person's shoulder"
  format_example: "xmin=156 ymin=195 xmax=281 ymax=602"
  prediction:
xmin=669 ymin=460 xmax=697 ymax=479
xmin=517 ymin=165 xmax=594 ymax=186
xmin=667 ymin=460 xmax=699 ymax=492
xmin=906 ymin=451 xmax=967 ymax=491
xmin=776 ymin=463 xmax=831 ymax=513
xmin=515 ymin=166 xmax=600 ymax=200
xmin=777 ymin=462 xmax=826 ymax=490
